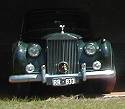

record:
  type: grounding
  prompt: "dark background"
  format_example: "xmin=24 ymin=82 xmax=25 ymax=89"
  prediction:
xmin=0 ymin=0 xmax=125 ymax=81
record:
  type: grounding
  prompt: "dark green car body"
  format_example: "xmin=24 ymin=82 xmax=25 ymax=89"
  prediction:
xmin=9 ymin=9 xmax=116 ymax=93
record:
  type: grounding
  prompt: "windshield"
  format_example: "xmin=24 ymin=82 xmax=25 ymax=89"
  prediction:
xmin=22 ymin=9 xmax=91 ymax=34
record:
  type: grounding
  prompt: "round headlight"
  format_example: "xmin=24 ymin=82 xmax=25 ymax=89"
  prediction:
xmin=84 ymin=43 xmax=97 ymax=55
xmin=28 ymin=44 xmax=41 ymax=57
xmin=93 ymin=61 xmax=101 ymax=70
xmin=25 ymin=63 xmax=35 ymax=73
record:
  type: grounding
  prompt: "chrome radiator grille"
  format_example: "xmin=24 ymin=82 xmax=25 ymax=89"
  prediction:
xmin=47 ymin=40 xmax=79 ymax=75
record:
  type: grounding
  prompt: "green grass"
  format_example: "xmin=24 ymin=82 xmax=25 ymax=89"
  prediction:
xmin=0 ymin=96 xmax=125 ymax=109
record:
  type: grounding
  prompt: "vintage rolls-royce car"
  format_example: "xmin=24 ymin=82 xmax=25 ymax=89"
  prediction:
xmin=9 ymin=9 xmax=116 ymax=94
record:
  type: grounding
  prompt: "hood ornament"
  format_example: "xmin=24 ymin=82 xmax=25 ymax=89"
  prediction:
xmin=59 ymin=25 xmax=65 ymax=34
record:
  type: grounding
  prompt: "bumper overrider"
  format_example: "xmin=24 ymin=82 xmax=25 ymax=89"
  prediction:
xmin=9 ymin=64 xmax=116 ymax=86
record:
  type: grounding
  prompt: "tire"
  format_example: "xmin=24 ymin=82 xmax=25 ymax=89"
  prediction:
xmin=85 ymin=75 xmax=116 ymax=94
xmin=102 ymin=67 xmax=116 ymax=93
xmin=9 ymin=83 xmax=31 ymax=97
xmin=101 ymin=76 xmax=116 ymax=94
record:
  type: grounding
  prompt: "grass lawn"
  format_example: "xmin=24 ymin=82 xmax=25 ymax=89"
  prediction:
xmin=0 ymin=96 xmax=125 ymax=109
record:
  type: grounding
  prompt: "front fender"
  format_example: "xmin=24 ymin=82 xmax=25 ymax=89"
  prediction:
xmin=12 ymin=41 xmax=28 ymax=74
xmin=79 ymin=39 xmax=114 ymax=70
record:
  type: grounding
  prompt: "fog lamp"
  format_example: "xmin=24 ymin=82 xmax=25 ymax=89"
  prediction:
xmin=25 ymin=63 xmax=35 ymax=73
xmin=92 ymin=61 xmax=101 ymax=70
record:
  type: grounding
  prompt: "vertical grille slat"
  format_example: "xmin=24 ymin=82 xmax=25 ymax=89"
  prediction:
xmin=47 ymin=39 xmax=78 ymax=75
xmin=71 ymin=41 xmax=73 ymax=74
xmin=69 ymin=40 xmax=71 ymax=73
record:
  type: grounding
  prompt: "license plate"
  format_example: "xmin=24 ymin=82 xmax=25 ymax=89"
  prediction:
xmin=52 ymin=78 xmax=76 ymax=86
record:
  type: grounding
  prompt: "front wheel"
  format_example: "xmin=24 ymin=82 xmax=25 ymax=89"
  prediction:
xmin=101 ymin=76 xmax=116 ymax=94
xmin=85 ymin=76 xmax=116 ymax=94
xmin=9 ymin=83 xmax=31 ymax=97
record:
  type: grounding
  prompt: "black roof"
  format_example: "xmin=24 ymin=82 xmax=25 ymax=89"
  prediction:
xmin=21 ymin=9 xmax=91 ymax=34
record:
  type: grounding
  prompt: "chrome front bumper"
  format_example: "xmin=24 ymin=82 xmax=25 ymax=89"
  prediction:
xmin=9 ymin=70 xmax=116 ymax=83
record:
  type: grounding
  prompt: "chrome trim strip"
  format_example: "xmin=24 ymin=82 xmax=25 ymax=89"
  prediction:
xmin=86 ymin=70 xmax=115 ymax=76
xmin=45 ymin=73 xmax=80 ymax=78
xmin=9 ymin=70 xmax=116 ymax=83
xmin=9 ymin=74 xmax=42 ymax=83
xmin=86 ymin=70 xmax=116 ymax=79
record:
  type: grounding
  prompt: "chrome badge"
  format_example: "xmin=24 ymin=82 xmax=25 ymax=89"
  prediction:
xmin=58 ymin=62 xmax=69 ymax=73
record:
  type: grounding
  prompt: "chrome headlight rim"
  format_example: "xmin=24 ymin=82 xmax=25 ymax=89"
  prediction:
xmin=84 ymin=43 xmax=98 ymax=55
xmin=28 ymin=43 xmax=41 ymax=57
